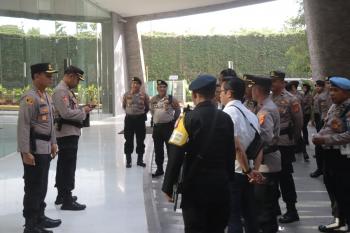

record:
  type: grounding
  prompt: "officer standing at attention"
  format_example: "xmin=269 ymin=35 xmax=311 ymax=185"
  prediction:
xmin=310 ymin=80 xmax=332 ymax=178
xmin=17 ymin=63 xmax=61 ymax=233
xmin=150 ymin=80 xmax=180 ymax=177
xmin=52 ymin=66 xmax=91 ymax=211
xmin=270 ymin=70 xmax=303 ymax=223
xmin=122 ymin=77 xmax=150 ymax=168
xmin=162 ymin=75 xmax=235 ymax=233
xmin=313 ymin=76 xmax=350 ymax=233
xmin=245 ymin=75 xmax=281 ymax=233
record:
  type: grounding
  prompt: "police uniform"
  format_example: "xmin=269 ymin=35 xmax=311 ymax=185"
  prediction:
xmin=162 ymin=75 xmax=235 ymax=233
xmin=122 ymin=77 xmax=150 ymax=168
xmin=270 ymin=71 xmax=303 ymax=223
xmin=17 ymin=63 xmax=61 ymax=233
xmin=301 ymin=84 xmax=313 ymax=145
xmin=311 ymin=80 xmax=333 ymax=178
xmin=52 ymin=66 xmax=87 ymax=210
xmin=246 ymin=75 xmax=281 ymax=233
xmin=150 ymin=80 xmax=181 ymax=177
xmin=314 ymin=77 xmax=350 ymax=232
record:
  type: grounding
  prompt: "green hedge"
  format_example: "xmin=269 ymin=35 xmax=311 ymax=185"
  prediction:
xmin=142 ymin=32 xmax=310 ymax=82
xmin=0 ymin=33 xmax=98 ymax=88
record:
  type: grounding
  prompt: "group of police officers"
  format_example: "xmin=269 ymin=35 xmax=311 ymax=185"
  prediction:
xmin=120 ymin=69 xmax=349 ymax=233
xmin=17 ymin=62 xmax=350 ymax=233
xmin=17 ymin=63 xmax=91 ymax=233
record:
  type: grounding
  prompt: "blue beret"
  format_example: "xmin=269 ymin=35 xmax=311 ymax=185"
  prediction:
xmin=330 ymin=76 xmax=350 ymax=91
xmin=189 ymin=74 xmax=217 ymax=91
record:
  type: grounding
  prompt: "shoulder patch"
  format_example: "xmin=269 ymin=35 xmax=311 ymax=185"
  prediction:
xmin=258 ymin=112 xmax=266 ymax=125
xmin=168 ymin=115 xmax=189 ymax=146
xmin=25 ymin=96 xmax=34 ymax=105
xmin=291 ymin=101 xmax=300 ymax=113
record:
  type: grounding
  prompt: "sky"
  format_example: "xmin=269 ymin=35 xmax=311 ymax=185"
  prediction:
xmin=138 ymin=0 xmax=300 ymax=35
xmin=0 ymin=0 xmax=300 ymax=36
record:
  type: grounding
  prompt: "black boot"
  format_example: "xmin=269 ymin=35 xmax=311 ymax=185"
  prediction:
xmin=126 ymin=154 xmax=132 ymax=168
xmin=38 ymin=215 xmax=62 ymax=228
xmin=310 ymin=169 xmax=323 ymax=178
xmin=137 ymin=154 xmax=146 ymax=167
xmin=279 ymin=204 xmax=299 ymax=223
xmin=24 ymin=217 xmax=53 ymax=233
xmin=61 ymin=193 xmax=86 ymax=211
xmin=152 ymin=168 xmax=164 ymax=177
xmin=55 ymin=193 xmax=77 ymax=205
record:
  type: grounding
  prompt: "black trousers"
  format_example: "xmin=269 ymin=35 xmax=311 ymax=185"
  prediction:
xmin=124 ymin=114 xmax=146 ymax=155
xmin=152 ymin=122 xmax=173 ymax=171
xmin=23 ymin=153 xmax=51 ymax=219
xmin=322 ymin=148 xmax=350 ymax=224
xmin=182 ymin=203 xmax=230 ymax=233
xmin=255 ymin=173 xmax=280 ymax=233
xmin=55 ymin=135 xmax=79 ymax=200
xmin=228 ymin=174 xmax=258 ymax=233
xmin=302 ymin=114 xmax=311 ymax=145
xmin=278 ymin=146 xmax=297 ymax=207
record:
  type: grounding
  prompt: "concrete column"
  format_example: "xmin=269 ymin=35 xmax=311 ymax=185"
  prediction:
xmin=304 ymin=0 xmax=350 ymax=79
xmin=124 ymin=17 xmax=146 ymax=84
xmin=112 ymin=13 xmax=129 ymax=115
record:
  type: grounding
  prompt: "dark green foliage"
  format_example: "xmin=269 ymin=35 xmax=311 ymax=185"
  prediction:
xmin=142 ymin=32 xmax=310 ymax=82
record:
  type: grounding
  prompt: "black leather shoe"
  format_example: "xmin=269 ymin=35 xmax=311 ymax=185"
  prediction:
xmin=279 ymin=211 xmax=299 ymax=223
xmin=61 ymin=201 xmax=86 ymax=211
xmin=137 ymin=161 xmax=146 ymax=167
xmin=38 ymin=216 xmax=61 ymax=228
xmin=55 ymin=195 xmax=77 ymax=205
xmin=152 ymin=170 xmax=164 ymax=177
xmin=310 ymin=170 xmax=323 ymax=178
xmin=319 ymin=218 xmax=346 ymax=232
xmin=24 ymin=226 xmax=53 ymax=233
xmin=303 ymin=153 xmax=310 ymax=162
xmin=126 ymin=163 xmax=132 ymax=168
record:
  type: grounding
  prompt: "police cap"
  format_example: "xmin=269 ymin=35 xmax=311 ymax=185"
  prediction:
xmin=243 ymin=74 xmax=272 ymax=89
xmin=189 ymin=74 xmax=216 ymax=91
xmin=156 ymin=80 xmax=168 ymax=87
xmin=329 ymin=76 xmax=350 ymax=91
xmin=64 ymin=65 xmax=85 ymax=81
xmin=131 ymin=77 xmax=142 ymax=85
xmin=289 ymin=80 xmax=299 ymax=88
xmin=270 ymin=70 xmax=285 ymax=80
xmin=315 ymin=80 xmax=325 ymax=87
xmin=31 ymin=63 xmax=58 ymax=75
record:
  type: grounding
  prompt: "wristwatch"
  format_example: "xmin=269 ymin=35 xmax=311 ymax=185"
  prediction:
xmin=243 ymin=167 xmax=252 ymax=175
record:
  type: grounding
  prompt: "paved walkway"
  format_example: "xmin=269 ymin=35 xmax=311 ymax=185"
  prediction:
xmin=0 ymin=116 xmax=333 ymax=233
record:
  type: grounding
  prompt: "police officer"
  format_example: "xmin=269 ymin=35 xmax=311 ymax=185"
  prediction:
xmin=310 ymin=80 xmax=332 ymax=178
xmin=162 ymin=74 xmax=235 ymax=233
xmin=246 ymin=75 xmax=281 ymax=233
xmin=312 ymin=76 xmax=350 ymax=232
xmin=150 ymin=80 xmax=180 ymax=177
xmin=17 ymin=63 xmax=61 ymax=233
xmin=52 ymin=66 xmax=91 ymax=211
xmin=122 ymin=77 xmax=150 ymax=168
xmin=270 ymin=70 xmax=303 ymax=223
xmin=301 ymin=83 xmax=313 ymax=146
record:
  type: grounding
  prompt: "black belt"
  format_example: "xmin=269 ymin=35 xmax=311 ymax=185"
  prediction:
xmin=154 ymin=122 xmax=173 ymax=126
xmin=34 ymin=133 xmax=51 ymax=141
xmin=263 ymin=145 xmax=279 ymax=154
xmin=126 ymin=114 xmax=144 ymax=119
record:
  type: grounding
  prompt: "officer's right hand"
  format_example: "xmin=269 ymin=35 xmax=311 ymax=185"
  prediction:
xmin=22 ymin=153 xmax=35 ymax=166
xmin=83 ymin=106 xmax=92 ymax=113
